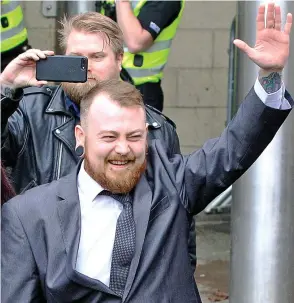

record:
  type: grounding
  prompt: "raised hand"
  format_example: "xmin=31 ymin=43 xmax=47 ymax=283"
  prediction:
xmin=233 ymin=2 xmax=292 ymax=72
xmin=0 ymin=49 xmax=54 ymax=89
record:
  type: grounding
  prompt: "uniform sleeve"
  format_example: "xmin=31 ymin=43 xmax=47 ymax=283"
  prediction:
xmin=137 ymin=1 xmax=182 ymax=40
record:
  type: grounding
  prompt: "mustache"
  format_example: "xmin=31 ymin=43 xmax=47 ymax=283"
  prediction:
xmin=87 ymin=74 xmax=98 ymax=81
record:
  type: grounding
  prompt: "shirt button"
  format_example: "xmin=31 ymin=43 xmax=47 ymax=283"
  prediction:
xmin=56 ymin=129 xmax=61 ymax=134
xmin=152 ymin=122 xmax=158 ymax=127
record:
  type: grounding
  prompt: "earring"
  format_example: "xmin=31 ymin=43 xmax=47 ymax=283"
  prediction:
xmin=75 ymin=146 xmax=84 ymax=158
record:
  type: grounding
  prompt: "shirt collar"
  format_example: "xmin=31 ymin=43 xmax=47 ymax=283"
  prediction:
xmin=65 ymin=96 xmax=80 ymax=118
xmin=78 ymin=161 xmax=104 ymax=202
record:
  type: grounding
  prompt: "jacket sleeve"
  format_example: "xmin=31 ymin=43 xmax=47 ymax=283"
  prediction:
xmin=1 ymin=202 xmax=44 ymax=302
xmin=1 ymin=92 xmax=28 ymax=168
xmin=178 ymin=88 xmax=293 ymax=215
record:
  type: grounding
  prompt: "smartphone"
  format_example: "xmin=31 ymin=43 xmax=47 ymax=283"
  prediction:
xmin=36 ymin=55 xmax=88 ymax=83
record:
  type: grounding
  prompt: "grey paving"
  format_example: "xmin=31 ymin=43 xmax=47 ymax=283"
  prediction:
xmin=194 ymin=212 xmax=231 ymax=303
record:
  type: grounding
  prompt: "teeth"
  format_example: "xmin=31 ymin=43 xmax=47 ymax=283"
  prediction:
xmin=110 ymin=161 xmax=128 ymax=165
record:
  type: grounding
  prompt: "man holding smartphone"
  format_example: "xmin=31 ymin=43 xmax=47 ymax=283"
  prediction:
xmin=0 ymin=11 xmax=198 ymax=285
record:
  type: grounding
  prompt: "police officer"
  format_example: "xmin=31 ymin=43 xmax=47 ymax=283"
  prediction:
xmin=1 ymin=0 xmax=31 ymax=71
xmin=97 ymin=0 xmax=185 ymax=112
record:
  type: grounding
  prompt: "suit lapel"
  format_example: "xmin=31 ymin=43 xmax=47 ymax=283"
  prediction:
xmin=123 ymin=174 xmax=152 ymax=301
xmin=56 ymin=164 xmax=116 ymax=296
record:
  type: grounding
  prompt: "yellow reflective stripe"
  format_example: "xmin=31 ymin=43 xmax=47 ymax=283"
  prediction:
xmin=126 ymin=40 xmax=172 ymax=54
xmin=1 ymin=5 xmax=24 ymax=33
xmin=1 ymin=0 xmax=19 ymax=15
xmin=129 ymin=72 xmax=163 ymax=85
xmin=126 ymin=65 xmax=165 ymax=78
xmin=1 ymin=27 xmax=27 ymax=52
xmin=1 ymin=19 xmax=25 ymax=40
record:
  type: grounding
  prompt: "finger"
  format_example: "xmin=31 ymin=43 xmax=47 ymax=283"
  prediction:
xmin=23 ymin=49 xmax=50 ymax=60
xmin=274 ymin=5 xmax=281 ymax=31
xmin=24 ymin=49 xmax=47 ymax=60
xmin=18 ymin=51 xmax=40 ymax=61
xmin=43 ymin=50 xmax=55 ymax=56
xmin=31 ymin=80 xmax=48 ymax=87
xmin=266 ymin=2 xmax=275 ymax=29
xmin=233 ymin=39 xmax=254 ymax=58
xmin=33 ymin=49 xmax=48 ymax=59
xmin=256 ymin=4 xmax=266 ymax=31
xmin=37 ymin=81 xmax=48 ymax=86
xmin=284 ymin=13 xmax=293 ymax=35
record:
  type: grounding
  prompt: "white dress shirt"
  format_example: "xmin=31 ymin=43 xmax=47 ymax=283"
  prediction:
xmin=76 ymin=162 xmax=123 ymax=286
xmin=75 ymin=79 xmax=290 ymax=285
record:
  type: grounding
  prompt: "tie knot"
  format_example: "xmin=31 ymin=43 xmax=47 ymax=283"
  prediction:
xmin=99 ymin=190 xmax=132 ymax=205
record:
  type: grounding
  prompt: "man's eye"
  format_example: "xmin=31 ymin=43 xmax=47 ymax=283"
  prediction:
xmin=129 ymin=135 xmax=141 ymax=140
xmin=93 ymin=54 xmax=104 ymax=60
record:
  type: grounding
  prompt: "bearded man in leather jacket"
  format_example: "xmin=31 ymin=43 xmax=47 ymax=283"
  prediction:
xmin=0 ymin=12 xmax=197 ymax=272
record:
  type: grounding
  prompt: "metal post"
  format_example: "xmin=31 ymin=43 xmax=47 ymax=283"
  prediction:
xmin=230 ymin=1 xmax=294 ymax=302
xmin=64 ymin=1 xmax=97 ymax=15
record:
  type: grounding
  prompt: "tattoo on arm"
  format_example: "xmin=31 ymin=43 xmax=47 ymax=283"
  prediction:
xmin=259 ymin=72 xmax=282 ymax=94
xmin=0 ymin=83 xmax=23 ymax=101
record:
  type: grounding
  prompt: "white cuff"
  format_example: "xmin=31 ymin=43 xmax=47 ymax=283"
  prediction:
xmin=254 ymin=78 xmax=291 ymax=110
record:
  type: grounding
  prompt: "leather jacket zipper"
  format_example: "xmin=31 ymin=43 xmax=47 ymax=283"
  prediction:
xmin=57 ymin=116 xmax=66 ymax=179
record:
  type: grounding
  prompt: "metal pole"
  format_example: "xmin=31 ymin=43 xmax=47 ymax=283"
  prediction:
xmin=64 ymin=1 xmax=97 ymax=15
xmin=230 ymin=1 xmax=294 ymax=302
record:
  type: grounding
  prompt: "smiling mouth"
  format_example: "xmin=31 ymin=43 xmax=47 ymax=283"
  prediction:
xmin=108 ymin=160 xmax=131 ymax=166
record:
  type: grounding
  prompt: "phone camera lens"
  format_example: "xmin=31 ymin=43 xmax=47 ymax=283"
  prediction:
xmin=81 ymin=58 xmax=86 ymax=70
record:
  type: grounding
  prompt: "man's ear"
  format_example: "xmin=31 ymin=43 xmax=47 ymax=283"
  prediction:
xmin=117 ymin=53 xmax=123 ymax=71
xmin=145 ymin=123 xmax=149 ymax=131
xmin=75 ymin=124 xmax=85 ymax=148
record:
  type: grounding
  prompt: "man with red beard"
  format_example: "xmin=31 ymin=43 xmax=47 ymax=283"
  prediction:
xmin=0 ymin=12 xmax=180 ymax=194
xmin=0 ymin=14 xmax=182 ymax=190
xmin=0 ymin=11 xmax=197 ymax=276
xmin=2 ymin=64 xmax=293 ymax=302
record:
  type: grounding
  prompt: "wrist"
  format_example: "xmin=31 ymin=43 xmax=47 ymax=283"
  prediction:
xmin=1 ymin=82 xmax=23 ymax=101
xmin=259 ymin=68 xmax=283 ymax=77
xmin=0 ymin=76 xmax=18 ymax=90
xmin=258 ymin=70 xmax=282 ymax=94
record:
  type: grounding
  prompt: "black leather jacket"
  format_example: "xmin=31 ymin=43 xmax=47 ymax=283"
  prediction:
xmin=1 ymin=85 xmax=196 ymax=270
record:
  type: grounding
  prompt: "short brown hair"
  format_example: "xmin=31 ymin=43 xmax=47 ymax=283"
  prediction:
xmin=58 ymin=12 xmax=124 ymax=58
xmin=80 ymin=79 xmax=145 ymax=124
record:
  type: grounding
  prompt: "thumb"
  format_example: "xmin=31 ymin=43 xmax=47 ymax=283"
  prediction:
xmin=30 ymin=80 xmax=48 ymax=87
xmin=233 ymin=39 xmax=254 ymax=57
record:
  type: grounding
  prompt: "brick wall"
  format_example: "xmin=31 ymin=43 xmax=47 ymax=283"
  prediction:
xmin=162 ymin=1 xmax=237 ymax=154
xmin=21 ymin=1 xmax=237 ymax=154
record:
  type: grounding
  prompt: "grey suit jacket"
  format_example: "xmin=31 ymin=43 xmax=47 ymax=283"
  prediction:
xmin=2 ymin=88 xmax=293 ymax=303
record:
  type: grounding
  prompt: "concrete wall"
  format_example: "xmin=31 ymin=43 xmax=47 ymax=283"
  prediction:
xmin=21 ymin=1 xmax=237 ymax=154
xmin=163 ymin=1 xmax=237 ymax=154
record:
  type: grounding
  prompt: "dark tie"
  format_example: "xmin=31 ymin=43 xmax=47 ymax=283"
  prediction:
xmin=99 ymin=190 xmax=136 ymax=297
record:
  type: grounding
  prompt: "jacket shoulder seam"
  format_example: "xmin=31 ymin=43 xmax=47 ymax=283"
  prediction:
xmin=145 ymin=104 xmax=177 ymax=129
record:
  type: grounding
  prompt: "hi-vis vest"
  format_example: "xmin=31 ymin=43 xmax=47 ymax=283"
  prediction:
xmin=1 ymin=0 xmax=28 ymax=53
xmin=100 ymin=0 xmax=185 ymax=86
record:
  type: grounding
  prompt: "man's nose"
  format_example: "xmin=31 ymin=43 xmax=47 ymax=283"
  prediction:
xmin=87 ymin=60 xmax=92 ymax=73
xmin=115 ymin=140 xmax=130 ymax=155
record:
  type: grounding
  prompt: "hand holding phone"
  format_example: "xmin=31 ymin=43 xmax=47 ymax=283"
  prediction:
xmin=0 ymin=49 xmax=55 ymax=89
xmin=36 ymin=55 xmax=88 ymax=83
